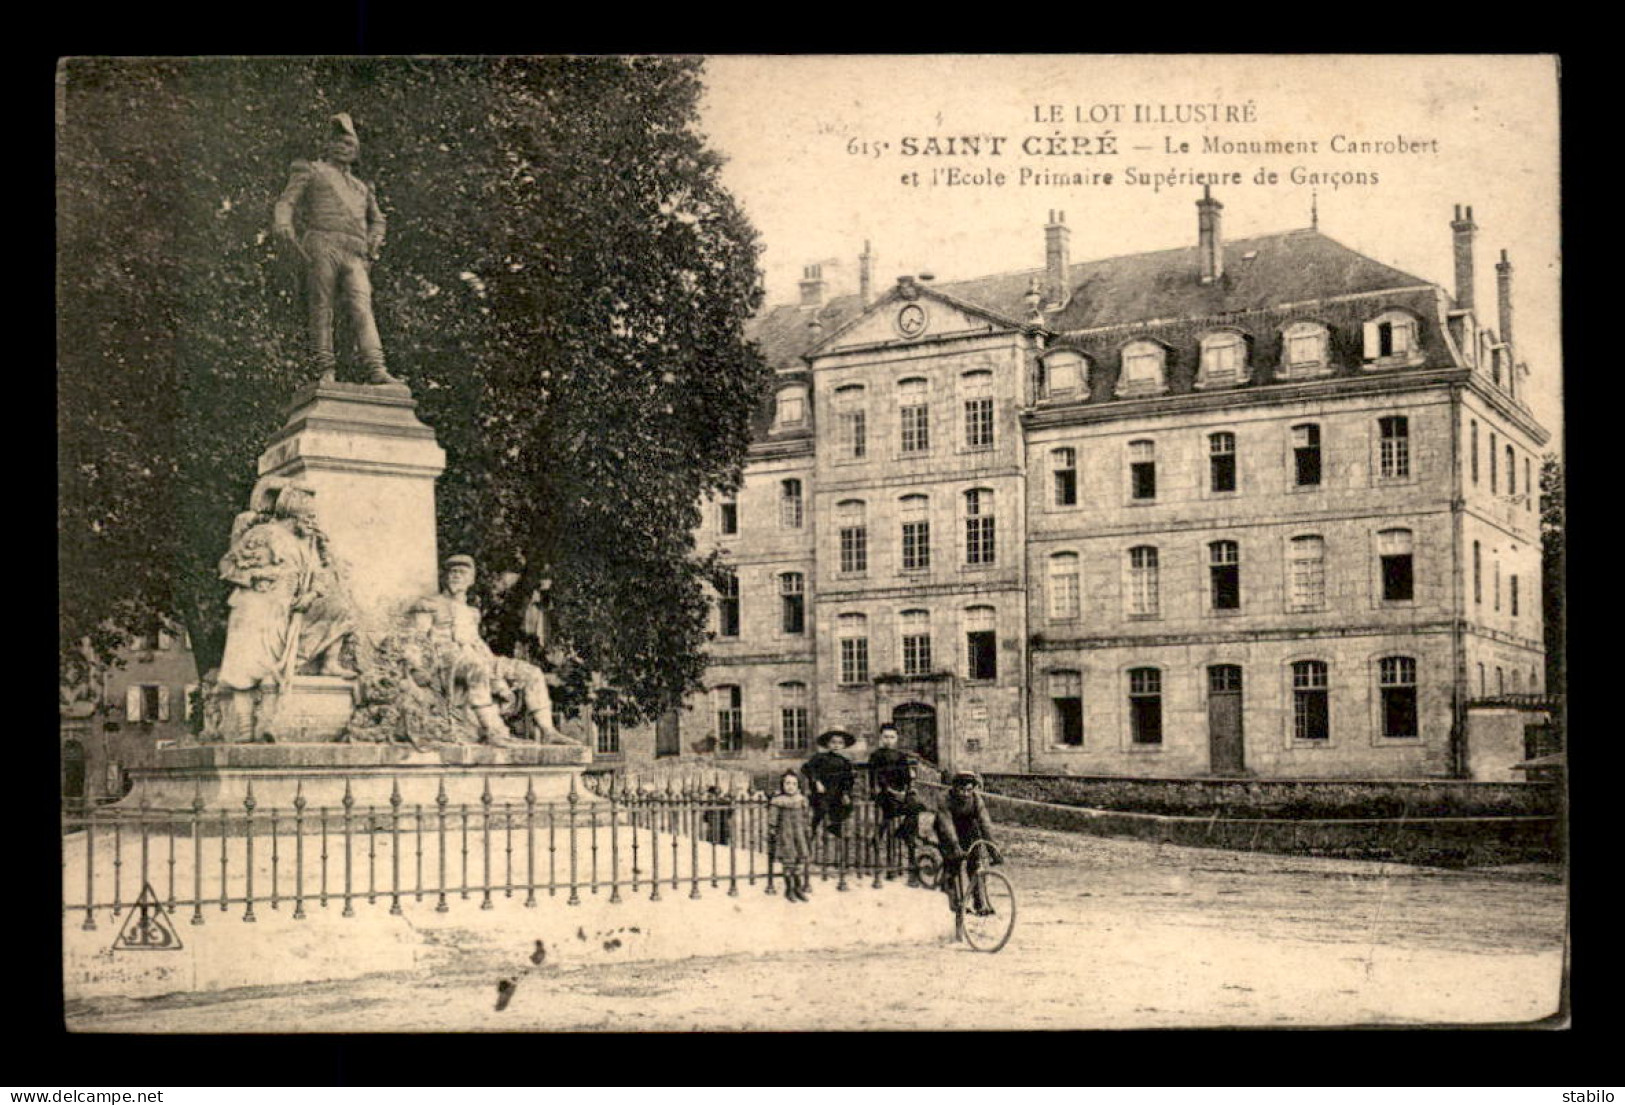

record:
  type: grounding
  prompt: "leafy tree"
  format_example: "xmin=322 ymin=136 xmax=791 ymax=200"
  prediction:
xmin=58 ymin=57 xmax=769 ymax=724
xmin=1539 ymin=454 xmax=1564 ymax=695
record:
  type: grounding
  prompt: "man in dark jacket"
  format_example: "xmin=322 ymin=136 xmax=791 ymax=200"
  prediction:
xmin=932 ymin=770 xmax=1000 ymax=914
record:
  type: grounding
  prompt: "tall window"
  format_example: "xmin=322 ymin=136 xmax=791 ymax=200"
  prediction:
xmin=900 ymin=609 xmax=932 ymax=676
xmin=836 ymin=385 xmax=866 ymax=460
xmin=1289 ymin=536 xmax=1326 ymax=611
xmin=1049 ymin=552 xmax=1081 ymax=620
xmin=780 ymin=572 xmax=805 ymax=635
xmin=962 ymin=372 xmax=994 ymax=451
xmin=1292 ymin=424 xmax=1322 ymax=487
xmin=1052 ymin=447 xmax=1078 ymax=507
xmin=1292 ymin=661 xmax=1330 ymax=741
xmin=964 ymin=489 xmax=995 ymax=566
xmin=775 ymin=385 xmax=807 ymax=428
xmin=718 ymin=498 xmax=738 ymax=536
xmin=837 ymin=500 xmax=867 ymax=574
xmin=898 ymin=378 xmax=930 ymax=453
xmin=779 ymin=479 xmax=803 ymax=529
xmin=717 ymin=570 xmax=740 ymax=637
xmin=1209 ymin=540 xmax=1241 ymax=611
xmin=1128 ymin=668 xmax=1163 ymax=744
xmin=127 ymin=684 xmax=169 ymax=723
xmin=1127 ymin=546 xmax=1159 ymax=617
xmin=1494 ymin=558 xmax=1501 ymax=611
xmin=1129 ymin=440 xmax=1156 ymax=500
xmin=1209 ymin=432 xmax=1237 ymax=493
xmin=1471 ymin=420 xmax=1479 ymax=484
xmin=1473 ymin=541 xmax=1482 ymax=605
xmin=714 ymin=685 xmax=743 ymax=752
xmin=900 ymin=495 xmax=931 ymax=571
xmin=1378 ymin=416 xmax=1410 ymax=479
xmin=1379 ymin=657 xmax=1418 ymax=738
xmin=1489 ymin=431 xmax=1498 ymax=492
xmin=1050 ymin=670 xmax=1083 ymax=746
xmin=1497 ymin=667 xmax=1505 ymax=694
xmin=1199 ymin=331 xmax=1247 ymax=385
xmin=1478 ymin=663 xmax=1486 ymax=696
xmin=593 ymin=704 xmax=622 ymax=756
xmin=779 ymin=682 xmax=809 ymax=753
xmin=1506 ymin=445 xmax=1516 ymax=496
xmin=837 ymin=614 xmax=869 ymax=684
xmin=1525 ymin=458 xmax=1533 ymax=512
xmin=1511 ymin=574 xmax=1520 ymax=617
xmin=1282 ymin=321 xmax=1328 ymax=374
xmin=1379 ymin=529 xmax=1415 ymax=602
xmin=965 ymin=606 xmax=997 ymax=681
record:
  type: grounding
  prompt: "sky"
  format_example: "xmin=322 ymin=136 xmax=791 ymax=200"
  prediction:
xmin=698 ymin=55 xmax=1562 ymax=449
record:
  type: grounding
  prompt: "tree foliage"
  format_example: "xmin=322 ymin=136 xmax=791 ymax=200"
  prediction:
xmin=58 ymin=57 xmax=769 ymax=723
xmin=1539 ymin=454 xmax=1564 ymax=695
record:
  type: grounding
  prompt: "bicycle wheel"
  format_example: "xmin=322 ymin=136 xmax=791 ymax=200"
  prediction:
xmin=913 ymin=845 xmax=942 ymax=890
xmin=960 ymin=869 xmax=1016 ymax=953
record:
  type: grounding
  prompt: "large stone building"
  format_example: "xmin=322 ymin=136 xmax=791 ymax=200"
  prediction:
xmin=579 ymin=191 xmax=1547 ymax=782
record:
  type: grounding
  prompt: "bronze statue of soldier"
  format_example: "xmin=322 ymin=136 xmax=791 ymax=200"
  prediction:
xmin=274 ymin=113 xmax=400 ymax=385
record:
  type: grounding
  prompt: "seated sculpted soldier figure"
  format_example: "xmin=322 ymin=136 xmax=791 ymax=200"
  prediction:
xmin=409 ymin=554 xmax=580 ymax=747
xmin=216 ymin=479 xmax=358 ymax=742
xmin=273 ymin=112 xmax=400 ymax=386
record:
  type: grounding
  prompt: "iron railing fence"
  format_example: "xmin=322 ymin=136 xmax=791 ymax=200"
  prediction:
xmin=62 ymin=776 xmax=926 ymax=930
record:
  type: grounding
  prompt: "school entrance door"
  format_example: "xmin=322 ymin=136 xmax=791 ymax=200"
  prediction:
xmin=892 ymin=703 xmax=939 ymax=767
xmin=1207 ymin=665 xmax=1245 ymax=774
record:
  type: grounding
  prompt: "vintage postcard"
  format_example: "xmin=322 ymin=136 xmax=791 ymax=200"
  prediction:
xmin=57 ymin=54 xmax=1563 ymax=1034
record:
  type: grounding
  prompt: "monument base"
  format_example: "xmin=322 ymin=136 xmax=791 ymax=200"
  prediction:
xmin=264 ymin=675 xmax=358 ymax=742
xmin=120 ymin=742 xmax=594 ymax=811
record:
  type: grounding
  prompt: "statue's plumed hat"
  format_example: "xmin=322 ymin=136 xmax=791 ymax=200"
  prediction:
xmin=443 ymin=553 xmax=476 ymax=570
xmin=329 ymin=113 xmax=358 ymax=142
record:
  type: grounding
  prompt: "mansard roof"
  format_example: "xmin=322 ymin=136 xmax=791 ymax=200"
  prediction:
xmin=748 ymin=227 xmax=1431 ymax=371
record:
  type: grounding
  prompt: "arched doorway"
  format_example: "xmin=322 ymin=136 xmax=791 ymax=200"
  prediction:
xmin=891 ymin=702 xmax=938 ymax=766
xmin=62 ymin=739 xmax=86 ymax=800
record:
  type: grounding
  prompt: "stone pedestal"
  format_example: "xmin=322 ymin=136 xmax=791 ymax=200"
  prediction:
xmin=256 ymin=380 xmax=445 ymax=635
xmin=123 ymin=742 xmax=594 ymax=811
xmin=266 ymin=675 xmax=358 ymax=742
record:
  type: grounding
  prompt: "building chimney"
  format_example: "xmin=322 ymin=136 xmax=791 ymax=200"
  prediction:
xmin=798 ymin=263 xmax=826 ymax=310
xmin=1496 ymin=248 xmax=1514 ymax=354
xmin=858 ymin=241 xmax=874 ymax=308
xmin=1045 ymin=210 xmax=1071 ymax=308
xmin=1450 ymin=204 xmax=1477 ymax=311
xmin=1197 ymin=186 xmax=1223 ymax=284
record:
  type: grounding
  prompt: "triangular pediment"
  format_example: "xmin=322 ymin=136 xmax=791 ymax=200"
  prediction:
xmin=806 ymin=284 xmax=1026 ymax=359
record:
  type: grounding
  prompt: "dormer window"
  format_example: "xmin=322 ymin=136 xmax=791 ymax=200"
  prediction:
xmin=1197 ymin=331 xmax=1249 ymax=387
xmin=1117 ymin=341 xmax=1168 ymax=398
xmin=774 ymin=384 xmax=807 ymax=428
xmin=1043 ymin=350 xmax=1089 ymax=400
xmin=1362 ymin=310 xmax=1421 ymax=367
xmin=1280 ymin=321 xmax=1330 ymax=377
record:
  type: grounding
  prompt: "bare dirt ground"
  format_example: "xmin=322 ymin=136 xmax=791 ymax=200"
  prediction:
xmin=66 ymin=826 xmax=1566 ymax=1031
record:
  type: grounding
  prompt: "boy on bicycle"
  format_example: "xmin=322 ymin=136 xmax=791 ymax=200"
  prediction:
xmin=930 ymin=770 xmax=1001 ymax=915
